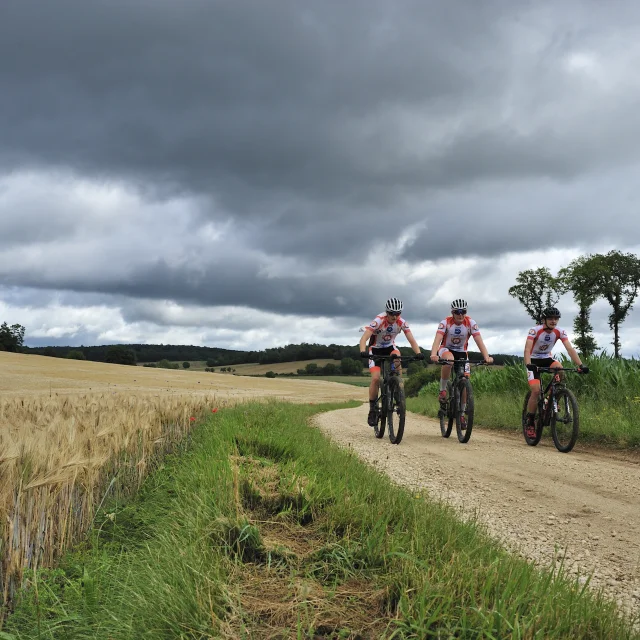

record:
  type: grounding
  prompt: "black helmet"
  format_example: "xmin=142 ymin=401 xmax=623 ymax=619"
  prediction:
xmin=541 ymin=306 xmax=561 ymax=319
xmin=385 ymin=297 xmax=403 ymax=313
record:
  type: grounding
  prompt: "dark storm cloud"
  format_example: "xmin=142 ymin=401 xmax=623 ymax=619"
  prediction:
xmin=4 ymin=0 xmax=640 ymax=250
xmin=4 ymin=0 xmax=640 ymax=346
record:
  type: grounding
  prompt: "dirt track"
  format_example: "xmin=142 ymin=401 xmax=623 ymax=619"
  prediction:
xmin=313 ymin=406 xmax=640 ymax=617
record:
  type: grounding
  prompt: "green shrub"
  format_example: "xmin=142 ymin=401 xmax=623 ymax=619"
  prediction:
xmin=405 ymin=367 xmax=442 ymax=397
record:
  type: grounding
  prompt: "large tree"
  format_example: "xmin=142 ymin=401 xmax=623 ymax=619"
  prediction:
xmin=589 ymin=250 xmax=640 ymax=358
xmin=508 ymin=268 xmax=565 ymax=323
xmin=0 ymin=322 xmax=26 ymax=352
xmin=558 ymin=256 xmax=600 ymax=358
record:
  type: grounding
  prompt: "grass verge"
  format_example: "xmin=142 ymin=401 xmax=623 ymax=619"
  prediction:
xmin=3 ymin=402 xmax=638 ymax=638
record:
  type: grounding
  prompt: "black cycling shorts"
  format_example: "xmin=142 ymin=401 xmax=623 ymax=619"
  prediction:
xmin=529 ymin=357 xmax=559 ymax=382
xmin=369 ymin=346 xmax=400 ymax=370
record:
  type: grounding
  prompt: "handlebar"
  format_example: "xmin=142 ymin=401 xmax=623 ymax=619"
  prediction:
xmin=436 ymin=358 xmax=492 ymax=366
xmin=360 ymin=354 xmax=423 ymax=361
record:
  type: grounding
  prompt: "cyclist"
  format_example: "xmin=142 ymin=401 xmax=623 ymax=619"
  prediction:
xmin=523 ymin=306 xmax=589 ymax=438
xmin=429 ymin=299 xmax=494 ymax=424
xmin=359 ymin=297 xmax=424 ymax=427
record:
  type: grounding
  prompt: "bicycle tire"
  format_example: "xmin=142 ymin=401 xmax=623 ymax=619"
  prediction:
xmin=439 ymin=380 xmax=454 ymax=438
xmin=456 ymin=378 xmax=474 ymax=443
xmin=373 ymin=378 xmax=385 ymax=438
xmin=387 ymin=376 xmax=406 ymax=445
xmin=522 ymin=390 xmax=543 ymax=446
xmin=551 ymin=388 xmax=579 ymax=453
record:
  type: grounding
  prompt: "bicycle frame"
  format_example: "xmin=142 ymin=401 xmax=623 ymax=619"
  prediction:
xmin=436 ymin=358 xmax=489 ymax=442
xmin=523 ymin=366 xmax=584 ymax=452
xmin=361 ymin=353 xmax=421 ymax=444
xmin=533 ymin=367 xmax=577 ymax=425
xmin=375 ymin=355 xmax=414 ymax=405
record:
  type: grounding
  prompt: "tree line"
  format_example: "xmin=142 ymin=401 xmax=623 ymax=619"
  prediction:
xmin=509 ymin=250 xmax=640 ymax=358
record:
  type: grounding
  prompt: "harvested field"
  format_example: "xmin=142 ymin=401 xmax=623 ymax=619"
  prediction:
xmin=185 ymin=358 xmax=352 ymax=375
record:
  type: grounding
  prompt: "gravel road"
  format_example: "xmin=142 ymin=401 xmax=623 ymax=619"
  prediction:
xmin=313 ymin=406 xmax=640 ymax=617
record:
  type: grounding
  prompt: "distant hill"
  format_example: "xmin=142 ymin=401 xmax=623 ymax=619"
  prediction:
xmin=23 ymin=342 xmax=522 ymax=367
xmin=23 ymin=343 xmax=256 ymax=366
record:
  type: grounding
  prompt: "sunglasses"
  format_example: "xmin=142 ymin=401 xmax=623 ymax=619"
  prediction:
xmin=453 ymin=309 xmax=467 ymax=315
xmin=387 ymin=311 xmax=401 ymax=316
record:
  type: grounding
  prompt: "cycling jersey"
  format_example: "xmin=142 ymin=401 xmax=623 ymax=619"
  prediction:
xmin=365 ymin=314 xmax=412 ymax=348
xmin=436 ymin=316 xmax=481 ymax=352
xmin=526 ymin=325 xmax=569 ymax=358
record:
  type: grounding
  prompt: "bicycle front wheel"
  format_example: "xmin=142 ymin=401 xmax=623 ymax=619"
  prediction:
xmin=455 ymin=378 xmax=474 ymax=443
xmin=522 ymin=390 xmax=543 ymax=446
xmin=551 ymin=388 xmax=579 ymax=453
xmin=439 ymin=380 xmax=454 ymax=438
xmin=373 ymin=380 xmax=385 ymax=438
xmin=387 ymin=377 xmax=406 ymax=445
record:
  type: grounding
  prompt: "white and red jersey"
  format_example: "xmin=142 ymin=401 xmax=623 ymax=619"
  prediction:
xmin=527 ymin=325 xmax=569 ymax=358
xmin=365 ymin=314 xmax=412 ymax=349
xmin=436 ymin=316 xmax=481 ymax=352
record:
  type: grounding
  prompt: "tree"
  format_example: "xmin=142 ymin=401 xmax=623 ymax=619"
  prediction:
xmin=305 ymin=363 xmax=319 ymax=375
xmin=508 ymin=268 xmax=565 ymax=323
xmin=183 ymin=361 xmax=190 ymax=369
xmin=588 ymin=251 xmax=640 ymax=358
xmin=206 ymin=360 xmax=216 ymax=367
xmin=265 ymin=371 xmax=276 ymax=378
xmin=558 ymin=256 xmax=600 ymax=358
xmin=0 ymin=322 xmax=26 ymax=352
xmin=105 ymin=346 xmax=137 ymax=366
xmin=65 ymin=349 xmax=87 ymax=360
xmin=340 ymin=357 xmax=361 ymax=375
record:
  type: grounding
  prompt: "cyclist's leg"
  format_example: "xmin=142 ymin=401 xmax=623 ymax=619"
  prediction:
xmin=390 ymin=348 xmax=402 ymax=380
xmin=550 ymin=358 xmax=564 ymax=382
xmin=438 ymin=347 xmax=454 ymax=401
xmin=452 ymin=351 xmax=469 ymax=409
xmin=527 ymin=358 xmax=555 ymax=424
xmin=367 ymin=347 xmax=390 ymax=426
xmin=367 ymin=351 xmax=380 ymax=425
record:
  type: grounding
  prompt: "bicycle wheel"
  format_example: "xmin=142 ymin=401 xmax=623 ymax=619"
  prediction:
xmin=551 ymin=388 xmax=579 ymax=453
xmin=455 ymin=378 xmax=474 ymax=443
xmin=439 ymin=380 xmax=454 ymax=438
xmin=387 ymin=376 xmax=406 ymax=445
xmin=522 ymin=390 xmax=543 ymax=446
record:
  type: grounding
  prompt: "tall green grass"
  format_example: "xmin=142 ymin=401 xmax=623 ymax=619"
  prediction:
xmin=408 ymin=354 xmax=640 ymax=447
xmin=4 ymin=402 xmax=638 ymax=638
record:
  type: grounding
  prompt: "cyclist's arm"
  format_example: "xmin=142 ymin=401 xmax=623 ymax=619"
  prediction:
xmin=359 ymin=328 xmax=374 ymax=353
xmin=562 ymin=339 xmax=583 ymax=367
xmin=523 ymin=339 xmax=534 ymax=366
xmin=472 ymin=334 xmax=493 ymax=363
xmin=430 ymin=331 xmax=443 ymax=361
xmin=405 ymin=331 xmax=421 ymax=355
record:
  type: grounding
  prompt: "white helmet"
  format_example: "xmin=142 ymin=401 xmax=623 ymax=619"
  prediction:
xmin=385 ymin=297 xmax=403 ymax=313
xmin=451 ymin=299 xmax=468 ymax=311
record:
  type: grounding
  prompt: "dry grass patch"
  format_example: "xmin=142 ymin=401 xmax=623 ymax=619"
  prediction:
xmin=224 ymin=453 xmax=391 ymax=639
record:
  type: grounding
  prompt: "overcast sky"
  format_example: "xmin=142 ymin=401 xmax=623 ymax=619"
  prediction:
xmin=2 ymin=0 xmax=640 ymax=357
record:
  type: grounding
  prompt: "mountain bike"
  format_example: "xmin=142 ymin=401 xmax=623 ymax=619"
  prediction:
xmin=437 ymin=359 xmax=489 ymax=443
xmin=361 ymin=354 xmax=420 ymax=445
xmin=522 ymin=367 xmax=585 ymax=453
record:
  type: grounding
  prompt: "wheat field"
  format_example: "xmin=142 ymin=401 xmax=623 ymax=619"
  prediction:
xmin=0 ymin=352 xmax=362 ymax=611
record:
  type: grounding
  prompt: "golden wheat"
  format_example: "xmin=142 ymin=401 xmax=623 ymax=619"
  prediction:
xmin=0 ymin=352 xmax=363 ymax=611
xmin=0 ymin=392 xmax=225 ymax=608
